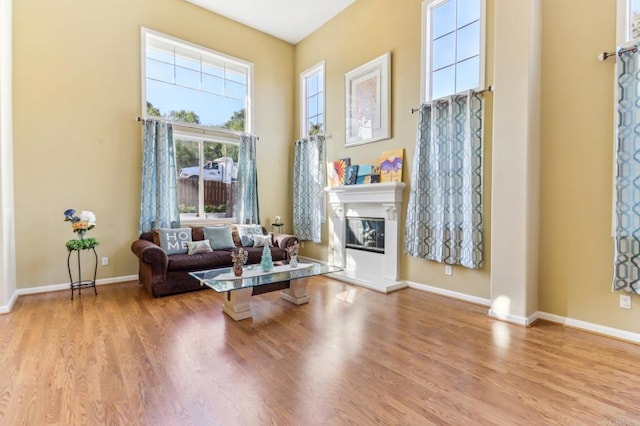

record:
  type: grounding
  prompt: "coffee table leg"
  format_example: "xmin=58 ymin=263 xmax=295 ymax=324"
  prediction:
xmin=222 ymin=288 xmax=252 ymax=320
xmin=280 ymin=277 xmax=310 ymax=305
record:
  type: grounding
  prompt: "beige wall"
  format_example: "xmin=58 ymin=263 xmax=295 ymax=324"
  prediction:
xmin=539 ymin=0 xmax=640 ymax=330
xmin=295 ymin=0 xmax=493 ymax=299
xmin=12 ymin=0 xmax=294 ymax=288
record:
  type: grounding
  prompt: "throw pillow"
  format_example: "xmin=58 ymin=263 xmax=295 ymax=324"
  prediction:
xmin=204 ymin=226 xmax=236 ymax=250
xmin=253 ymin=234 xmax=273 ymax=248
xmin=235 ymin=224 xmax=264 ymax=247
xmin=187 ymin=239 xmax=213 ymax=255
xmin=157 ymin=228 xmax=192 ymax=255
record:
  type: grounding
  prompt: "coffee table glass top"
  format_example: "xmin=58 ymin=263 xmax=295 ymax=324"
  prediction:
xmin=190 ymin=262 xmax=343 ymax=292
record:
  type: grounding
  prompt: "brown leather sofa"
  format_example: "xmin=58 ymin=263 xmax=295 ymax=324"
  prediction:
xmin=131 ymin=225 xmax=298 ymax=297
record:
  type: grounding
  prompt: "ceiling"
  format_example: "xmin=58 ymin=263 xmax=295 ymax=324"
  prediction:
xmin=185 ymin=0 xmax=356 ymax=44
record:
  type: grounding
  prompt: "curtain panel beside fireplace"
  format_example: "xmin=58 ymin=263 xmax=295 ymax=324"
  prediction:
xmin=293 ymin=136 xmax=326 ymax=242
xmin=404 ymin=92 xmax=484 ymax=269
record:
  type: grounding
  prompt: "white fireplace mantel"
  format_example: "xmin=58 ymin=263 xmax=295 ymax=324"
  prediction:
xmin=325 ymin=182 xmax=407 ymax=293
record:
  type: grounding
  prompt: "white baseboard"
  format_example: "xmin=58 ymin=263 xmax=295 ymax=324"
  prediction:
xmin=488 ymin=308 xmax=538 ymax=327
xmin=0 ymin=275 xmax=138 ymax=314
xmin=406 ymin=280 xmax=492 ymax=307
xmin=534 ymin=311 xmax=640 ymax=344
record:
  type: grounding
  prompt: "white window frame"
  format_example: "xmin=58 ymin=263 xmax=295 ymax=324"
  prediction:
xmin=173 ymin=132 xmax=239 ymax=224
xmin=421 ymin=0 xmax=486 ymax=102
xmin=140 ymin=27 xmax=254 ymax=133
xmin=300 ymin=60 xmax=325 ymax=138
xmin=141 ymin=28 xmax=251 ymax=224
xmin=617 ymin=0 xmax=639 ymax=46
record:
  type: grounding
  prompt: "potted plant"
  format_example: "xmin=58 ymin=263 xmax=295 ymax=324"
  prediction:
xmin=206 ymin=203 xmax=226 ymax=219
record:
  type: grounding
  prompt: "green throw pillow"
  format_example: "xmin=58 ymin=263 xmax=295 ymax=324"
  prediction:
xmin=204 ymin=226 xmax=236 ymax=250
xmin=157 ymin=228 xmax=192 ymax=255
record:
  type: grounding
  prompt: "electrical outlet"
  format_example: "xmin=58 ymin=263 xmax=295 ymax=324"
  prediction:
xmin=101 ymin=257 xmax=109 ymax=266
xmin=445 ymin=265 xmax=452 ymax=276
xmin=620 ymin=294 xmax=631 ymax=310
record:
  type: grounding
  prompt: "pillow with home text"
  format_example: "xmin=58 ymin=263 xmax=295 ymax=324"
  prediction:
xmin=157 ymin=228 xmax=192 ymax=255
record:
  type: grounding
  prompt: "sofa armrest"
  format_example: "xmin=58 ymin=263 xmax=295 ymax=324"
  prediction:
xmin=131 ymin=239 xmax=168 ymax=271
xmin=272 ymin=233 xmax=299 ymax=250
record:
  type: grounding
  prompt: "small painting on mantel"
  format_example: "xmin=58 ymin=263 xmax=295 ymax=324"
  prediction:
xmin=345 ymin=165 xmax=359 ymax=185
xmin=378 ymin=149 xmax=403 ymax=183
xmin=329 ymin=158 xmax=351 ymax=186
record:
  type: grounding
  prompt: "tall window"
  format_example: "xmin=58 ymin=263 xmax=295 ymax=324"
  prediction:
xmin=142 ymin=28 xmax=252 ymax=222
xmin=618 ymin=0 xmax=640 ymax=45
xmin=423 ymin=0 xmax=484 ymax=101
xmin=300 ymin=61 xmax=325 ymax=137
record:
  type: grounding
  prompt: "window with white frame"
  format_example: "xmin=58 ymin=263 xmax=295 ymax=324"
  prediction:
xmin=300 ymin=61 xmax=325 ymax=137
xmin=142 ymin=28 xmax=252 ymax=221
xmin=618 ymin=0 xmax=640 ymax=45
xmin=423 ymin=0 xmax=484 ymax=101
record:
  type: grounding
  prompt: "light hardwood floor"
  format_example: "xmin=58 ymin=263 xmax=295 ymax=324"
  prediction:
xmin=1 ymin=277 xmax=640 ymax=425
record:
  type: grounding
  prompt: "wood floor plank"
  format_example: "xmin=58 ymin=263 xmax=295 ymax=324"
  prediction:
xmin=1 ymin=278 xmax=640 ymax=424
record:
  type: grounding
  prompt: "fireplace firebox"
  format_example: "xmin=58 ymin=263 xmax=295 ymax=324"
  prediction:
xmin=345 ymin=217 xmax=385 ymax=254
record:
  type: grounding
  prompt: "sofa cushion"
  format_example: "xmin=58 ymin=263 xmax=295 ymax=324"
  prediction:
xmin=204 ymin=226 xmax=236 ymax=250
xmin=157 ymin=228 xmax=192 ymax=255
xmin=187 ymin=240 xmax=213 ymax=255
xmin=236 ymin=224 xmax=265 ymax=247
xmin=253 ymin=234 xmax=273 ymax=248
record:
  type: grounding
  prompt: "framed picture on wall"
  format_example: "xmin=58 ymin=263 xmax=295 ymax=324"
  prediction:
xmin=345 ymin=52 xmax=391 ymax=147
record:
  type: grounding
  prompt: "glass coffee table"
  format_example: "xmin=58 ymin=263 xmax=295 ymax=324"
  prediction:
xmin=190 ymin=262 xmax=343 ymax=321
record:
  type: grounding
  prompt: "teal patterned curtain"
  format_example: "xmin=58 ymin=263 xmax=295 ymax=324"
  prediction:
xmin=613 ymin=43 xmax=640 ymax=294
xmin=139 ymin=119 xmax=180 ymax=233
xmin=234 ymin=134 xmax=260 ymax=224
xmin=293 ymin=135 xmax=326 ymax=242
xmin=404 ymin=92 xmax=484 ymax=268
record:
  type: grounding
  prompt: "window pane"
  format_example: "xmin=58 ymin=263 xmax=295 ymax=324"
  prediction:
xmin=175 ymin=48 xmax=200 ymax=71
xmin=432 ymin=65 xmax=455 ymax=99
xmin=202 ymin=59 xmax=224 ymax=78
xmin=307 ymin=74 xmax=318 ymax=96
xmin=147 ymin=59 xmax=174 ymax=84
xmin=632 ymin=0 xmax=640 ymax=41
xmin=226 ymin=81 xmax=246 ymax=100
xmin=145 ymin=32 xmax=250 ymax=133
xmin=147 ymin=38 xmax=175 ymax=64
xmin=176 ymin=67 xmax=200 ymax=90
xmin=316 ymin=114 xmax=324 ymax=133
xmin=457 ymin=21 xmax=480 ymax=61
xmin=176 ymin=139 xmax=200 ymax=217
xmin=202 ymin=74 xmax=224 ymax=96
xmin=308 ymin=94 xmax=318 ymax=117
xmin=317 ymin=70 xmax=324 ymax=92
xmin=458 ymin=0 xmax=480 ymax=28
xmin=433 ymin=32 xmax=455 ymax=70
xmin=456 ymin=56 xmax=479 ymax=92
xmin=225 ymin=65 xmax=247 ymax=84
xmin=318 ymin=92 xmax=324 ymax=114
xmin=432 ymin=0 xmax=456 ymax=39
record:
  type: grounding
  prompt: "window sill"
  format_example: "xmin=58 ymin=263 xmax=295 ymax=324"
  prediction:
xmin=180 ymin=217 xmax=236 ymax=227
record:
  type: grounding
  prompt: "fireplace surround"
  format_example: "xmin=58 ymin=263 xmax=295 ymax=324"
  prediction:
xmin=325 ymin=182 xmax=406 ymax=293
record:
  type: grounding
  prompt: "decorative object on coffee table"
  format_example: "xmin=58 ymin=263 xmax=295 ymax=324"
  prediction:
xmin=261 ymin=244 xmax=273 ymax=272
xmin=286 ymin=241 xmax=300 ymax=268
xmin=63 ymin=208 xmax=99 ymax=300
xmin=231 ymin=248 xmax=248 ymax=276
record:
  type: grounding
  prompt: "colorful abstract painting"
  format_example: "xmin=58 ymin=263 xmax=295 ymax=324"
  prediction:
xmin=379 ymin=149 xmax=403 ymax=183
xmin=329 ymin=158 xmax=351 ymax=186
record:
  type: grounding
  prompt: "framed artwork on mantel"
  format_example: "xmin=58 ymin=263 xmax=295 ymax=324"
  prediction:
xmin=345 ymin=52 xmax=391 ymax=147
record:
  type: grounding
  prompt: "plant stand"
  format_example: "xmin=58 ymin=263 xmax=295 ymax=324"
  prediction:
xmin=67 ymin=247 xmax=98 ymax=300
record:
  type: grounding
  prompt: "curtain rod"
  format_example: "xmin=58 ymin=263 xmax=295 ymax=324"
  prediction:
xmin=598 ymin=45 xmax=638 ymax=61
xmin=136 ymin=116 xmax=258 ymax=140
xmin=410 ymin=86 xmax=494 ymax=114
